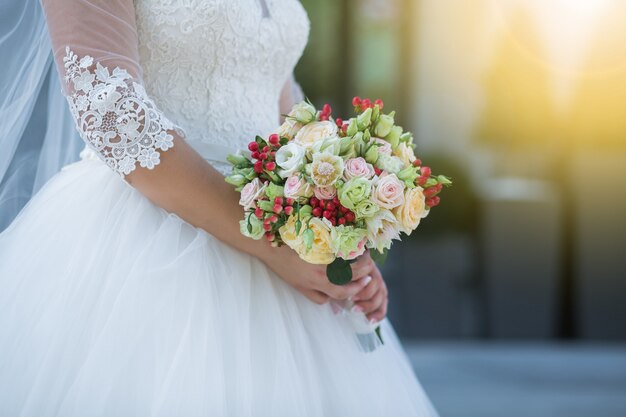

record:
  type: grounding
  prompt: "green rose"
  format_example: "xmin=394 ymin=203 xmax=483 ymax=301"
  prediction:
xmin=240 ymin=212 xmax=264 ymax=240
xmin=385 ymin=126 xmax=403 ymax=149
xmin=330 ymin=225 xmax=368 ymax=260
xmin=288 ymin=101 xmax=316 ymax=124
xmin=354 ymin=199 xmax=380 ymax=219
xmin=374 ymin=114 xmax=395 ymax=138
xmin=339 ymin=177 xmax=372 ymax=210
xmin=376 ymin=154 xmax=404 ymax=174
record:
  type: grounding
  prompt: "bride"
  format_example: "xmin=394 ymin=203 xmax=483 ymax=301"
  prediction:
xmin=0 ymin=0 xmax=438 ymax=415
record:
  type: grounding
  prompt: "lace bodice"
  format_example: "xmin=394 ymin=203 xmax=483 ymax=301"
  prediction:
xmin=134 ymin=0 xmax=310 ymax=173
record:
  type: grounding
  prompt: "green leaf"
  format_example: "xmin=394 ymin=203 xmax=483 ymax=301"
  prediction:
xmin=370 ymin=248 xmax=388 ymax=266
xmin=375 ymin=326 xmax=384 ymax=344
xmin=326 ymin=258 xmax=353 ymax=285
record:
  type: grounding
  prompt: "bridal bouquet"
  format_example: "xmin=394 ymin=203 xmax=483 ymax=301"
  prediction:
xmin=226 ymin=98 xmax=450 ymax=348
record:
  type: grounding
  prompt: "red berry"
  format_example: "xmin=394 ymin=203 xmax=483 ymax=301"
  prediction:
xmin=421 ymin=166 xmax=432 ymax=177
xmin=263 ymin=222 xmax=272 ymax=232
xmin=265 ymin=232 xmax=275 ymax=241
xmin=251 ymin=151 xmax=260 ymax=159
xmin=352 ymin=96 xmax=362 ymax=107
xmin=329 ymin=217 xmax=337 ymax=226
xmin=374 ymin=167 xmax=383 ymax=176
xmin=426 ymin=196 xmax=440 ymax=208
xmin=263 ymin=146 xmax=270 ymax=153
xmin=323 ymin=104 xmax=332 ymax=115
xmin=269 ymin=214 xmax=279 ymax=223
xmin=323 ymin=210 xmax=333 ymax=219
xmin=345 ymin=212 xmax=355 ymax=223
xmin=375 ymin=99 xmax=384 ymax=109
xmin=255 ymin=207 xmax=264 ymax=218
xmin=362 ymin=98 xmax=372 ymax=109
xmin=338 ymin=217 xmax=347 ymax=225
xmin=259 ymin=152 xmax=268 ymax=160
xmin=326 ymin=202 xmax=336 ymax=211
xmin=424 ymin=187 xmax=439 ymax=198
xmin=332 ymin=197 xmax=340 ymax=205
xmin=310 ymin=197 xmax=319 ymax=207
xmin=268 ymin=134 xmax=280 ymax=146
xmin=341 ymin=124 xmax=348 ymax=134
xmin=254 ymin=161 xmax=264 ymax=173
xmin=284 ymin=206 xmax=294 ymax=216
xmin=320 ymin=114 xmax=329 ymax=121
xmin=340 ymin=206 xmax=349 ymax=214
xmin=312 ymin=207 xmax=323 ymax=217
xmin=248 ymin=141 xmax=259 ymax=152
xmin=265 ymin=161 xmax=276 ymax=171
xmin=274 ymin=196 xmax=284 ymax=205
xmin=417 ymin=176 xmax=427 ymax=186
xmin=412 ymin=159 xmax=421 ymax=167
xmin=286 ymin=198 xmax=295 ymax=206
xmin=335 ymin=118 xmax=343 ymax=127
xmin=435 ymin=183 xmax=444 ymax=192
xmin=273 ymin=204 xmax=283 ymax=214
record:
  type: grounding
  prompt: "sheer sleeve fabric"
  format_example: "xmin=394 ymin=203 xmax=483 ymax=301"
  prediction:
xmin=41 ymin=0 xmax=183 ymax=176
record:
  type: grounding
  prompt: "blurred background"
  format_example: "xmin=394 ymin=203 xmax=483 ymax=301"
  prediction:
xmin=296 ymin=0 xmax=626 ymax=415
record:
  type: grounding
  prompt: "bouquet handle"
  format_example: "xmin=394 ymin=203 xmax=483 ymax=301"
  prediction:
xmin=330 ymin=299 xmax=383 ymax=352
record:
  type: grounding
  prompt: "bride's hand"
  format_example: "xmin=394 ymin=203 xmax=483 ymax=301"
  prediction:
xmin=350 ymin=252 xmax=388 ymax=323
xmin=260 ymin=245 xmax=373 ymax=305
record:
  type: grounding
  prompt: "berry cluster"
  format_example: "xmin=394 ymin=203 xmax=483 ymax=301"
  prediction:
xmin=248 ymin=134 xmax=282 ymax=176
xmin=413 ymin=165 xmax=443 ymax=208
xmin=309 ymin=196 xmax=356 ymax=227
xmin=352 ymin=96 xmax=384 ymax=112
xmin=255 ymin=196 xmax=296 ymax=245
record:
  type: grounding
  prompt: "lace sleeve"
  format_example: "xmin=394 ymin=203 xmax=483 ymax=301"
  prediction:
xmin=42 ymin=0 xmax=183 ymax=177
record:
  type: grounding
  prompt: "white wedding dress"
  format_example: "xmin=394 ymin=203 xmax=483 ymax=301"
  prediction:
xmin=0 ymin=0 xmax=438 ymax=416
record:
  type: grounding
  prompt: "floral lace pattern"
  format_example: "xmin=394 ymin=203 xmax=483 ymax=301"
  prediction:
xmin=134 ymin=0 xmax=310 ymax=174
xmin=63 ymin=47 xmax=182 ymax=176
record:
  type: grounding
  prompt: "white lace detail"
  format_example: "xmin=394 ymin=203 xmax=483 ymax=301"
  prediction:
xmin=134 ymin=0 xmax=310 ymax=174
xmin=63 ymin=47 xmax=182 ymax=177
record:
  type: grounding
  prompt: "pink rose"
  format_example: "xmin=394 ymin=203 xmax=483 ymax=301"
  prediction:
xmin=374 ymin=138 xmax=392 ymax=156
xmin=371 ymin=173 xmax=405 ymax=209
xmin=314 ymin=185 xmax=337 ymax=201
xmin=343 ymin=157 xmax=375 ymax=181
xmin=239 ymin=178 xmax=266 ymax=210
xmin=284 ymin=175 xmax=314 ymax=199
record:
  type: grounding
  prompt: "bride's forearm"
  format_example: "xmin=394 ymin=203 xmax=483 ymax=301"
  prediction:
xmin=126 ymin=137 xmax=273 ymax=262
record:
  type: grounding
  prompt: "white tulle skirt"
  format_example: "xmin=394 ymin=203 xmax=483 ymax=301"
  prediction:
xmin=0 ymin=156 xmax=438 ymax=417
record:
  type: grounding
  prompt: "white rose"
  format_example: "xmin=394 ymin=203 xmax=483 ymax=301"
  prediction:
xmin=294 ymin=121 xmax=338 ymax=149
xmin=275 ymin=142 xmax=306 ymax=179
xmin=373 ymin=138 xmax=392 ymax=156
xmin=371 ymin=173 xmax=405 ymax=209
xmin=239 ymin=178 xmax=267 ymax=210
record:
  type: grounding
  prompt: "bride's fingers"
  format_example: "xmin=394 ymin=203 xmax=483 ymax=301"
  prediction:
xmin=302 ymin=289 xmax=330 ymax=305
xmin=320 ymin=275 xmax=372 ymax=300
xmin=351 ymin=275 xmax=379 ymax=302
xmin=350 ymin=256 xmax=374 ymax=280
xmin=354 ymin=288 xmax=385 ymax=314
xmin=366 ymin=296 xmax=388 ymax=323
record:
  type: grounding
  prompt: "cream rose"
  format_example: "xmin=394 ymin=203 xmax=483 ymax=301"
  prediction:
xmin=284 ymin=175 xmax=314 ymax=199
xmin=393 ymin=142 xmax=417 ymax=166
xmin=343 ymin=157 xmax=375 ymax=181
xmin=279 ymin=215 xmax=305 ymax=253
xmin=393 ymin=186 xmax=427 ymax=234
xmin=299 ymin=218 xmax=335 ymax=265
xmin=275 ymin=118 xmax=303 ymax=140
xmin=371 ymin=173 xmax=405 ymax=209
xmin=239 ymin=178 xmax=266 ymax=210
xmin=293 ymin=121 xmax=338 ymax=149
